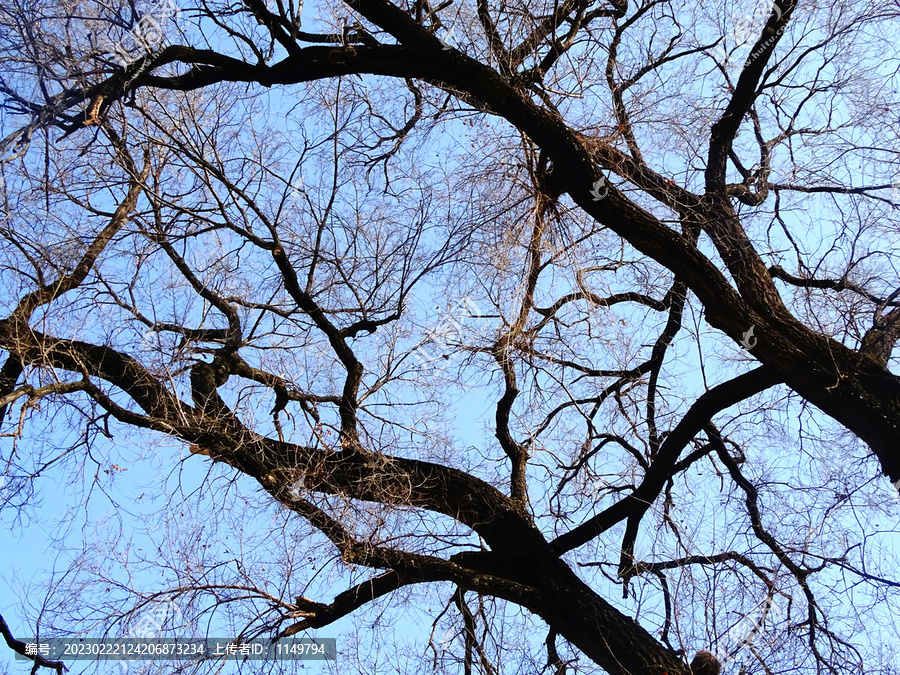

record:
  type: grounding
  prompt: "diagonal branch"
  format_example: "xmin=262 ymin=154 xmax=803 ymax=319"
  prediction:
xmin=706 ymin=1 xmax=797 ymax=189
xmin=550 ymin=366 xmax=782 ymax=555
xmin=0 ymin=613 xmax=66 ymax=674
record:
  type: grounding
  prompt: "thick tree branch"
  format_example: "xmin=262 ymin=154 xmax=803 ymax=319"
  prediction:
xmin=0 ymin=613 xmax=66 ymax=674
xmin=550 ymin=366 xmax=782 ymax=555
xmin=706 ymin=1 xmax=797 ymax=189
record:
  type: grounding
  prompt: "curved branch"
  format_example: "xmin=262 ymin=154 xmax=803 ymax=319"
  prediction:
xmin=0 ymin=613 xmax=66 ymax=674
xmin=550 ymin=366 xmax=782 ymax=555
xmin=706 ymin=1 xmax=797 ymax=189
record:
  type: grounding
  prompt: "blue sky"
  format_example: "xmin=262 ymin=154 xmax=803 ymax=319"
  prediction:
xmin=2 ymin=0 xmax=900 ymax=673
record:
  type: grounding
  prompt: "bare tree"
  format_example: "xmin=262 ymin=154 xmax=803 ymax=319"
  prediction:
xmin=1 ymin=0 xmax=900 ymax=673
